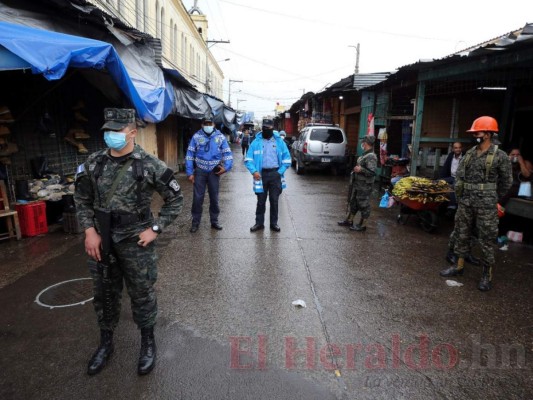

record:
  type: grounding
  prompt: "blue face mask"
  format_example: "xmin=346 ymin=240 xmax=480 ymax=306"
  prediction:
xmin=203 ymin=125 xmax=214 ymax=135
xmin=104 ymin=131 xmax=129 ymax=151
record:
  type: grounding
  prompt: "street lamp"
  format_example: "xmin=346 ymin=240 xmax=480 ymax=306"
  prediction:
xmin=228 ymin=79 xmax=243 ymax=107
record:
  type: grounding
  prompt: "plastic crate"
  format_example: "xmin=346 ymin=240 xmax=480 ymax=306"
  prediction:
xmin=15 ymin=201 xmax=48 ymax=237
xmin=62 ymin=212 xmax=82 ymax=234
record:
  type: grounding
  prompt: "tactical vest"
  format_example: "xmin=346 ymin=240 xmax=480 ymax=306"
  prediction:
xmin=461 ymin=145 xmax=498 ymax=191
xmin=91 ymin=153 xmax=145 ymax=208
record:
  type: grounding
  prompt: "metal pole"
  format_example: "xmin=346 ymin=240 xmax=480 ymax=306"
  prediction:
xmin=228 ymin=79 xmax=242 ymax=107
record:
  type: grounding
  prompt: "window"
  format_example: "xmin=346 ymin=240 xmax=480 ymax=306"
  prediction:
xmin=155 ymin=1 xmax=160 ymax=38
xmin=169 ymin=19 xmax=173 ymax=55
xmin=173 ymin=24 xmax=178 ymax=62
xmin=143 ymin=0 xmax=148 ymax=33
xmin=160 ymin=7 xmax=165 ymax=47
xmin=182 ymin=37 xmax=187 ymax=69
xmin=310 ymin=129 xmax=344 ymax=143
xmin=136 ymin=0 xmax=143 ymax=30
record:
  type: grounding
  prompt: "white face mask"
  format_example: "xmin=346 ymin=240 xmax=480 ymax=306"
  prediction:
xmin=361 ymin=143 xmax=365 ymax=151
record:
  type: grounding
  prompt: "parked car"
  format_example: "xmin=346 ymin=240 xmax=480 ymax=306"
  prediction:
xmin=291 ymin=124 xmax=348 ymax=175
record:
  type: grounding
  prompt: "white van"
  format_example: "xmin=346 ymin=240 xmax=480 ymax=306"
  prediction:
xmin=291 ymin=124 xmax=348 ymax=175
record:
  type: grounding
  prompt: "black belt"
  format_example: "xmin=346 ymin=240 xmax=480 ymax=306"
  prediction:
xmin=262 ymin=168 xmax=278 ymax=172
xmin=111 ymin=208 xmax=151 ymax=228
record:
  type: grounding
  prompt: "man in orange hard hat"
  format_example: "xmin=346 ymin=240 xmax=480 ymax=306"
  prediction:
xmin=440 ymin=116 xmax=512 ymax=291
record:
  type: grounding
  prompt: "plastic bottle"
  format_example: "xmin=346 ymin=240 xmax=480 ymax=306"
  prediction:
xmin=253 ymin=179 xmax=264 ymax=193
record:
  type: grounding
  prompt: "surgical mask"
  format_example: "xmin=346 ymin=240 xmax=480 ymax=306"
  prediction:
xmin=471 ymin=136 xmax=483 ymax=145
xmin=104 ymin=131 xmax=129 ymax=151
xmin=511 ymin=156 xmax=519 ymax=163
xmin=262 ymin=128 xmax=273 ymax=139
xmin=202 ymin=125 xmax=214 ymax=135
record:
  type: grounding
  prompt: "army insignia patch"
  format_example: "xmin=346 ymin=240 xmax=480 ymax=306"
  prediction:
xmin=168 ymin=179 xmax=180 ymax=193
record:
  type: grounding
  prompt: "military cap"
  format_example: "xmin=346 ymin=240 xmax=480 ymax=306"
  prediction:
xmin=361 ymin=136 xmax=375 ymax=145
xmin=101 ymin=108 xmax=136 ymax=131
xmin=262 ymin=118 xmax=274 ymax=128
xmin=202 ymin=116 xmax=213 ymax=123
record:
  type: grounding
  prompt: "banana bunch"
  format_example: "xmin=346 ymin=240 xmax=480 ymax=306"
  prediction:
xmin=392 ymin=176 xmax=451 ymax=203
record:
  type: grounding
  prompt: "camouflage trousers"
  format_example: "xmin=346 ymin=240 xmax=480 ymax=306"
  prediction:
xmin=448 ymin=228 xmax=478 ymax=250
xmin=88 ymin=236 xmax=158 ymax=331
xmin=348 ymin=187 xmax=372 ymax=220
xmin=453 ymin=204 xmax=498 ymax=265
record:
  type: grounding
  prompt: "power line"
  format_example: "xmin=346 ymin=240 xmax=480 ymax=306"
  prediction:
xmin=220 ymin=0 xmax=461 ymax=43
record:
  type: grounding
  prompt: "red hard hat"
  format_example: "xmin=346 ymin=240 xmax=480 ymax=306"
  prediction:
xmin=467 ymin=116 xmax=499 ymax=133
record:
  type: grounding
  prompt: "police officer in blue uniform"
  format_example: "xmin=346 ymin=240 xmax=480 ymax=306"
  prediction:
xmin=185 ymin=117 xmax=233 ymax=232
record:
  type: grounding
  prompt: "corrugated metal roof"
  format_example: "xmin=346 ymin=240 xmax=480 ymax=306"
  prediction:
xmin=352 ymin=72 xmax=391 ymax=90
xmin=397 ymin=23 xmax=533 ymax=71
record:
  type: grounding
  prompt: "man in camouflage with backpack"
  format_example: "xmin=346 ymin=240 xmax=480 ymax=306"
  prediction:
xmin=440 ymin=116 xmax=512 ymax=291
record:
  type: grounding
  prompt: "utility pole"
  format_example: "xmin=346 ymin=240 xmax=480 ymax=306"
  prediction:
xmin=349 ymin=43 xmax=360 ymax=74
xmin=205 ymin=39 xmax=230 ymax=94
xmin=228 ymin=79 xmax=242 ymax=107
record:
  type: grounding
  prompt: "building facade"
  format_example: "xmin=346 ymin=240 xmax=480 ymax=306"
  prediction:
xmin=92 ymin=0 xmax=224 ymax=98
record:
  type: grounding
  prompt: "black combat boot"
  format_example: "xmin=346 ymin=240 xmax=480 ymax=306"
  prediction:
xmin=440 ymin=257 xmax=464 ymax=277
xmin=338 ymin=213 xmax=354 ymax=226
xmin=465 ymin=254 xmax=481 ymax=265
xmin=445 ymin=249 xmax=458 ymax=265
xmin=138 ymin=327 xmax=156 ymax=375
xmin=350 ymin=218 xmax=367 ymax=232
xmin=478 ymin=265 xmax=493 ymax=291
xmin=87 ymin=329 xmax=114 ymax=375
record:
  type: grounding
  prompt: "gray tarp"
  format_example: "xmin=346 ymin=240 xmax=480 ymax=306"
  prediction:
xmin=173 ymin=87 xmax=211 ymax=120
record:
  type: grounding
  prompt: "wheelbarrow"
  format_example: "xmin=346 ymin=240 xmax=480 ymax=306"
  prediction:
xmin=394 ymin=190 xmax=450 ymax=233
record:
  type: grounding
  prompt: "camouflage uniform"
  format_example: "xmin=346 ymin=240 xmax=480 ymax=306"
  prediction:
xmin=453 ymin=144 xmax=512 ymax=266
xmin=348 ymin=149 xmax=378 ymax=219
xmin=75 ymin=144 xmax=183 ymax=330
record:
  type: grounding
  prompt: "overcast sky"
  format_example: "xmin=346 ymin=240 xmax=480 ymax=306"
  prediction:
xmin=182 ymin=0 xmax=529 ymax=120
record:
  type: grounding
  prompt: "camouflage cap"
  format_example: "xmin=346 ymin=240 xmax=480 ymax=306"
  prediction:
xmin=361 ymin=135 xmax=375 ymax=145
xmin=101 ymin=108 xmax=136 ymax=131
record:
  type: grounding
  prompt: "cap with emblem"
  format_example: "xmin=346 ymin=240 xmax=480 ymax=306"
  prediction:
xmin=202 ymin=116 xmax=213 ymax=124
xmin=101 ymin=108 xmax=136 ymax=131
xmin=262 ymin=118 xmax=274 ymax=128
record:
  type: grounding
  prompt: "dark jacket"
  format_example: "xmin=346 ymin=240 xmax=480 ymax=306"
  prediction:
xmin=441 ymin=151 xmax=465 ymax=179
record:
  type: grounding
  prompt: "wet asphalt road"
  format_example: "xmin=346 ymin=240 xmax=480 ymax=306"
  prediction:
xmin=1 ymin=144 xmax=532 ymax=399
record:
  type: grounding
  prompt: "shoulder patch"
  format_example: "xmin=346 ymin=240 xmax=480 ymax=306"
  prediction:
xmin=168 ymin=179 xmax=180 ymax=193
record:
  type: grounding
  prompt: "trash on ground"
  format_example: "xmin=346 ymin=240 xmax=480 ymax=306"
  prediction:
xmin=446 ymin=280 xmax=464 ymax=287
xmin=292 ymin=299 xmax=307 ymax=308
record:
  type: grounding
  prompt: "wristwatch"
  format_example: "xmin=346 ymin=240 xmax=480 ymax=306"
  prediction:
xmin=151 ymin=224 xmax=162 ymax=234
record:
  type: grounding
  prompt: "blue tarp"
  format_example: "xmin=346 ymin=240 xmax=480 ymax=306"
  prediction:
xmin=0 ymin=21 xmax=173 ymax=123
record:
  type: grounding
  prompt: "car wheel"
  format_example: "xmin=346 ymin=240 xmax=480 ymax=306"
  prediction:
xmin=296 ymin=158 xmax=305 ymax=175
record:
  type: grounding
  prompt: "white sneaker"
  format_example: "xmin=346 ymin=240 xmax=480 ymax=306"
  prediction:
xmin=499 ymin=244 xmax=508 ymax=251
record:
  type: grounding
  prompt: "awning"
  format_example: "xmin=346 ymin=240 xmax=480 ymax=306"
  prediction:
xmin=0 ymin=21 xmax=173 ymax=123
xmin=173 ymin=86 xmax=211 ymax=120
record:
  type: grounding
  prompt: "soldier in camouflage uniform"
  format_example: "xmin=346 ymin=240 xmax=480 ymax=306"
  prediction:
xmin=338 ymin=136 xmax=377 ymax=231
xmin=440 ymin=116 xmax=512 ymax=291
xmin=75 ymin=108 xmax=183 ymax=375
